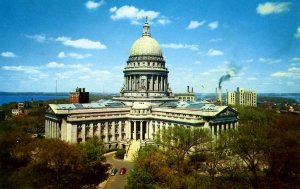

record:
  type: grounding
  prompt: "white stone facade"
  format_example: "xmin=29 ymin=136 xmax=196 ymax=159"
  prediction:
xmin=45 ymin=19 xmax=239 ymax=148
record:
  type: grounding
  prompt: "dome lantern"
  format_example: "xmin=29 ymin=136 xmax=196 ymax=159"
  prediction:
xmin=142 ymin=16 xmax=151 ymax=37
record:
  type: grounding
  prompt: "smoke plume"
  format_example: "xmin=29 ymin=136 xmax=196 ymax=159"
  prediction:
xmin=218 ymin=64 xmax=240 ymax=88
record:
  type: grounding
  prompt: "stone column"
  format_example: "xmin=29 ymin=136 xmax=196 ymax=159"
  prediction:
xmin=145 ymin=121 xmax=148 ymax=139
xmin=118 ymin=121 xmax=122 ymax=140
xmin=45 ymin=120 xmax=48 ymax=138
xmin=81 ymin=124 xmax=86 ymax=142
xmin=97 ymin=123 xmax=101 ymax=138
xmin=133 ymin=121 xmax=137 ymax=140
xmin=155 ymin=75 xmax=159 ymax=91
xmin=164 ymin=76 xmax=167 ymax=91
xmin=127 ymin=76 xmax=129 ymax=90
xmin=150 ymin=75 xmax=153 ymax=91
xmin=125 ymin=121 xmax=132 ymax=139
xmin=141 ymin=121 xmax=143 ymax=140
xmin=111 ymin=121 xmax=116 ymax=142
xmin=48 ymin=121 xmax=51 ymax=138
xmin=50 ymin=120 xmax=52 ymax=138
xmin=158 ymin=76 xmax=161 ymax=91
xmin=105 ymin=122 xmax=108 ymax=143
xmin=134 ymin=75 xmax=136 ymax=91
xmin=131 ymin=75 xmax=133 ymax=91
xmin=56 ymin=122 xmax=58 ymax=138
xmin=53 ymin=122 xmax=56 ymax=138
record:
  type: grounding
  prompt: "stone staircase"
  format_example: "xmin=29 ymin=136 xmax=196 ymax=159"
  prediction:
xmin=124 ymin=140 xmax=141 ymax=161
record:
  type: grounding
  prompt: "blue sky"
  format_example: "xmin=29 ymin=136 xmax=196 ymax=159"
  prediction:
xmin=0 ymin=0 xmax=299 ymax=93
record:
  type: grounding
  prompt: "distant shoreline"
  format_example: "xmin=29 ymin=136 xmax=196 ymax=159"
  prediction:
xmin=0 ymin=92 xmax=299 ymax=105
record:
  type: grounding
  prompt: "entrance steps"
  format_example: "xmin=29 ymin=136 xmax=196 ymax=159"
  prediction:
xmin=124 ymin=140 xmax=141 ymax=161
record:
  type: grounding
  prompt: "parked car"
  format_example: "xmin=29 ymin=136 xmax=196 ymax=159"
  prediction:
xmin=119 ymin=167 xmax=126 ymax=175
xmin=111 ymin=168 xmax=118 ymax=176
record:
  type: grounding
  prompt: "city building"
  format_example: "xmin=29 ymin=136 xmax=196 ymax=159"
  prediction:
xmin=175 ymin=86 xmax=195 ymax=101
xmin=11 ymin=102 xmax=29 ymax=116
xmin=227 ymin=87 xmax=257 ymax=107
xmin=69 ymin=87 xmax=89 ymax=104
xmin=45 ymin=18 xmax=239 ymax=160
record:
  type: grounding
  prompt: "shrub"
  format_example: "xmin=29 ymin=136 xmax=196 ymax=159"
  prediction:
xmin=115 ymin=149 xmax=126 ymax=159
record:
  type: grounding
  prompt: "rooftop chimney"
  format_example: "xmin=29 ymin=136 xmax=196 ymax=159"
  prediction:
xmin=187 ymin=86 xmax=190 ymax=93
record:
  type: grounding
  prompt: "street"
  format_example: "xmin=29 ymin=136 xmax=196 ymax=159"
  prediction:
xmin=104 ymin=152 xmax=134 ymax=189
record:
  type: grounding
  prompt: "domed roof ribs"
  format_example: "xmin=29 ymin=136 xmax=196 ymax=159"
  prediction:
xmin=142 ymin=16 xmax=151 ymax=37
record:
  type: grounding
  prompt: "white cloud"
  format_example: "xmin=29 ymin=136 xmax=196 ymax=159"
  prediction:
xmin=194 ymin=61 xmax=202 ymax=65
xmin=291 ymin=57 xmax=300 ymax=62
xmin=55 ymin=67 xmax=111 ymax=80
xmin=208 ymin=21 xmax=218 ymax=30
xmin=113 ymin=65 xmax=124 ymax=70
xmin=247 ymin=77 xmax=257 ymax=80
xmin=26 ymin=34 xmax=46 ymax=42
xmin=58 ymin=52 xmax=66 ymax=58
xmin=201 ymin=65 xmax=227 ymax=76
xmin=294 ymin=26 xmax=300 ymax=38
xmin=109 ymin=5 xmax=160 ymax=23
xmin=207 ymin=49 xmax=223 ymax=56
xmin=161 ymin=43 xmax=198 ymax=51
xmin=258 ymin=57 xmax=281 ymax=64
xmin=2 ymin=66 xmax=40 ymax=74
xmin=1 ymin=51 xmax=16 ymax=58
xmin=46 ymin=62 xmax=65 ymax=68
xmin=57 ymin=51 xmax=92 ymax=59
xmin=187 ymin=20 xmax=205 ymax=30
xmin=85 ymin=0 xmax=104 ymax=10
xmin=245 ymin=59 xmax=254 ymax=63
xmin=157 ymin=16 xmax=170 ymax=25
xmin=271 ymin=67 xmax=300 ymax=78
xmin=56 ymin=36 xmax=106 ymax=50
xmin=209 ymin=38 xmax=223 ymax=42
xmin=257 ymin=2 xmax=291 ymax=15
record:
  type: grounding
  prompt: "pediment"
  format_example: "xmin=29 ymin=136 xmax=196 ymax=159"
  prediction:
xmin=217 ymin=107 xmax=238 ymax=117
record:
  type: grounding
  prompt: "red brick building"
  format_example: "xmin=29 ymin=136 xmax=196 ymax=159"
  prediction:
xmin=69 ymin=87 xmax=89 ymax=104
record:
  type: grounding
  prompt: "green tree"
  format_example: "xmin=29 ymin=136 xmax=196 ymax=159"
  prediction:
xmin=80 ymin=137 xmax=108 ymax=185
xmin=156 ymin=125 xmax=210 ymax=174
xmin=228 ymin=107 xmax=272 ymax=189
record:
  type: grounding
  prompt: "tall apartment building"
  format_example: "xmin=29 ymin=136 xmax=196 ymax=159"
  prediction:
xmin=227 ymin=87 xmax=257 ymax=107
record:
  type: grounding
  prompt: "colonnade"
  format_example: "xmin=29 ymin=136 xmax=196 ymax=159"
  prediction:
xmin=210 ymin=122 xmax=238 ymax=137
xmin=130 ymin=120 xmax=154 ymax=140
xmin=125 ymin=74 xmax=168 ymax=91
xmin=45 ymin=119 xmax=60 ymax=138
xmin=76 ymin=121 xmax=127 ymax=143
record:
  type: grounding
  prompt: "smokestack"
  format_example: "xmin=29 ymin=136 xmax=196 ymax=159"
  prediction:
xmin=191 ymin=87 xmax=193 ymax=93
xmin=187 ymin=86 xmax=190 ymax=93
xmin=216 ymin=87 xmax=222 ymax=102
xmin=218 ymin=86 xmax=222 ymax=102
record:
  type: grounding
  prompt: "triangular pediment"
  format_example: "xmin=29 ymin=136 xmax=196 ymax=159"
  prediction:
xmin=217 ymin=107 xmax=238 ymax=117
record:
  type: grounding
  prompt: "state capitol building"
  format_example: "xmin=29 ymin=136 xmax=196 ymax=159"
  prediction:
xmin=45 ymin=18 xmax=238 ymax=159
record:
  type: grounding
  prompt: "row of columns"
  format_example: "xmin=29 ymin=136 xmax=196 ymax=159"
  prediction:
xmin=76 ymin=121 xmax=128 ymax=143
xmin=45 ymin=119 xmax=60 ymax=139
xmin=130 ymin=120 xmax=152 ymax=140
xmin=210 ymin=122 xmax=238 ymax=137
xmin=125 ymin=75 xmax=167 ymax=91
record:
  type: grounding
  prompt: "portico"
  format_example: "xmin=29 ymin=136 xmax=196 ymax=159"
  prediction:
xmin=130 ymin=120 xmax=150 ymax=140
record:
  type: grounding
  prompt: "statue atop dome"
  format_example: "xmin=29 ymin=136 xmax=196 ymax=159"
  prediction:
xmin=142 ymin=16 xmax=151 ymax=37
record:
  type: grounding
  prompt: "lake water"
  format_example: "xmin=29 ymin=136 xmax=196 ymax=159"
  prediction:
xmin=0 ymin=93 xmax=68 ymax=105
xmin=0 ymin=92 xmax=299 ymax=105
